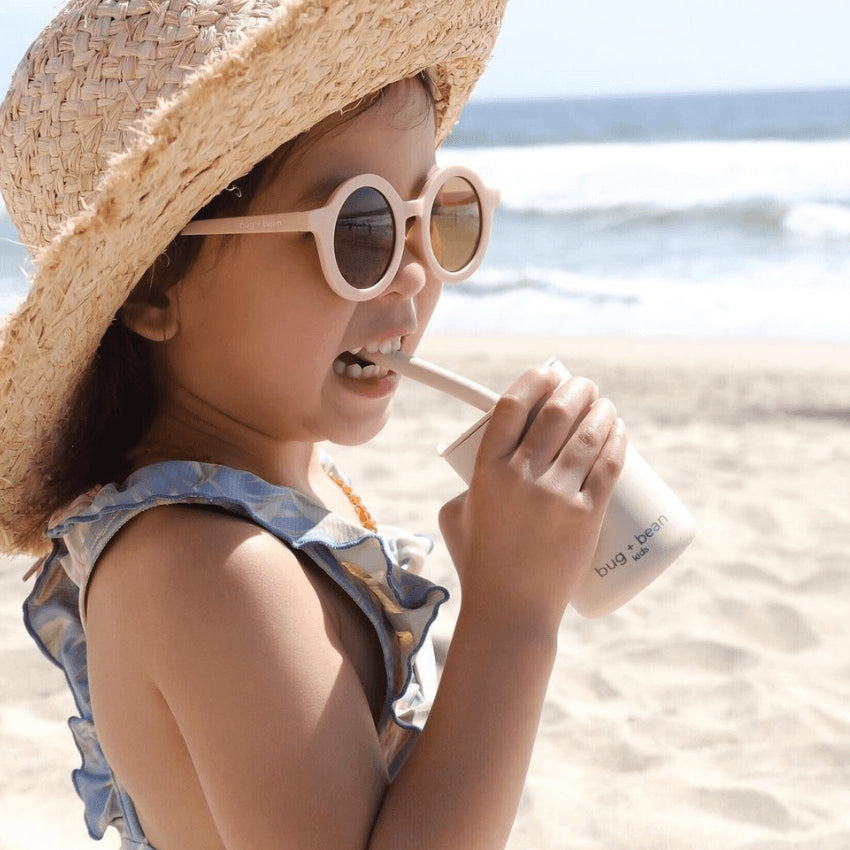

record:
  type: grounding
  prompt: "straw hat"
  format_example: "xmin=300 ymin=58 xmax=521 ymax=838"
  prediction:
xmin=0 ymin=0 xmax=507 ymax=555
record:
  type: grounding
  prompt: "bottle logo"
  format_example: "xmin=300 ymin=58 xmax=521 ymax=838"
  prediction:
xmin=594 ymin=515 xmax=669 ymax=578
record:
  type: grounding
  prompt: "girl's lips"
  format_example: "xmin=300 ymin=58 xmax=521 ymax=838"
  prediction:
xmin=335 ymin=367 xmax=399 ymax=399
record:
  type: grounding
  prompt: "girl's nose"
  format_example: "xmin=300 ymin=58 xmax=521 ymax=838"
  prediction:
xmin=382 ymin=216 xmax=428 ymax=298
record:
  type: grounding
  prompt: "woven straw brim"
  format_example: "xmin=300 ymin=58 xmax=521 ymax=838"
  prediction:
xmin=0 ymin=0 xmax=506 ymax=555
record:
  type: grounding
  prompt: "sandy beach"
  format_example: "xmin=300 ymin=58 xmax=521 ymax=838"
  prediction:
xmin=2 ymin=334 xmax=849 ymax=850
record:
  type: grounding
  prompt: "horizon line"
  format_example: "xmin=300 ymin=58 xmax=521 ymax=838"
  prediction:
xmin=470 ymin=82 xmax=850 ymax=105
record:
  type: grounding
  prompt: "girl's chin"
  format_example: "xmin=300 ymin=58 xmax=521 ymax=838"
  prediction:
xmin=319 ymin=368 xmax=401 ymax=445
xmin=330 ymin=415 xmax=391 ymax=447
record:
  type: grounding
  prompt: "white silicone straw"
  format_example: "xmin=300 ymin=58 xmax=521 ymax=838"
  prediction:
xmin=366 ymin=351 xmax=499 ymax=412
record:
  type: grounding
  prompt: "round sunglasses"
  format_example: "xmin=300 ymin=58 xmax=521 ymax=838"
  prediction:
xmin=180 ymin=166 xmax=500 ymax=301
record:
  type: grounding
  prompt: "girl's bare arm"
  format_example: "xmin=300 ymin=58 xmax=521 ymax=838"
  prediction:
xmin=369 ymin=367 xmax=627 ymax=848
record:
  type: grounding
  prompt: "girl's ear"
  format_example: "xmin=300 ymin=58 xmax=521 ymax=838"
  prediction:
xmin=119 ymin=291 xmax=180 ymax=342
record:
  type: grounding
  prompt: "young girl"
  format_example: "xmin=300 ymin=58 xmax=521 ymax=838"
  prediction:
xmin=0 ymin=2 xmax=626 ymax=848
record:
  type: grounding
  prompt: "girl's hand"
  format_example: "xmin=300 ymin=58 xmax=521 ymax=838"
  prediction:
xmin=439 ymin=367 xmax=627 ymax=634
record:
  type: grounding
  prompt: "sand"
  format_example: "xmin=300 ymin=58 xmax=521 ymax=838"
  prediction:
xmin=2 ymin=335 xmax=849 ymax=850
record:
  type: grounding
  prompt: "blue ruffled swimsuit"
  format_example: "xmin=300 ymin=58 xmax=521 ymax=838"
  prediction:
xmin=23 ymin=460 xmax=448 ymax=849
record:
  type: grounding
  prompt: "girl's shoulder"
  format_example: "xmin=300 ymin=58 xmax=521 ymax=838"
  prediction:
xmin=81 ymin=477 xmax=317 ymax=674
xmin=93 ymin=496 xmax=298 ymax=579
xmin=86 ymin=496 xmax=312 ymax=649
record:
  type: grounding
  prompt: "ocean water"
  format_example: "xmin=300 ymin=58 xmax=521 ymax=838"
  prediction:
xmin=2 ymin=88 xmax=849 ymax=340
xmin=433 ymin=88 xmax=850 ymax=340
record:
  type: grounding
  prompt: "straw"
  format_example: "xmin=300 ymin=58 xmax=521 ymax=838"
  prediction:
xmin=366 ymin=351 xmax=499 ymax=412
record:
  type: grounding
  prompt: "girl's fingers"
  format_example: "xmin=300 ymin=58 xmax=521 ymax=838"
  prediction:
xmin=578 ymin=415 xmax=628 ymax=504
xmin=517 ymin=377 xmax=599 ymax=475
xmin=476 ymin=368 xmax=561 ymax=462
xmin=476 ymin=367 xmax=625 ymax=509
xmin=552 ymin=397 xmax=619 ymax=490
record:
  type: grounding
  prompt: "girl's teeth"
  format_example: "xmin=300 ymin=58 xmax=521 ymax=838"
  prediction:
xmin=333 ymin=357 xmax=390 ymax=381
xmin=363 ymin=336 xmax=401 ymax=356
xmin=334 ymin=337 xmax=400 ymax=379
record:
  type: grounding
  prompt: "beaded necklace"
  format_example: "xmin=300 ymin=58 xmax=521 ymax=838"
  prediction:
xmin=325 ymin=470 xmax=378 ymax=532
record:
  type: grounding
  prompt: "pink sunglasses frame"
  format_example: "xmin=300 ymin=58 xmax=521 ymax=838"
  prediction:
xmin=180 ymin=165 xmax=500 ymax=301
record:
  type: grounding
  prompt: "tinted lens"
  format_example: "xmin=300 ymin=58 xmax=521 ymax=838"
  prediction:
xmin=334 ymin=187 xmax=395 ymax=289
xmin=430 ymin=176 xmax=481 ymax=273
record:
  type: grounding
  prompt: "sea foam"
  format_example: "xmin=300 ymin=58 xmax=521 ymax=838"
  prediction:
xmin=440 ymin=140 xmax=850 ymax=219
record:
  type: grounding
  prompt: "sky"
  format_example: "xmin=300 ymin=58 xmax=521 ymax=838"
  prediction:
xmin=473 ymin=0 xmax=850 ymax=99
xmin=1 ymin=0 xmax=849 ymax=101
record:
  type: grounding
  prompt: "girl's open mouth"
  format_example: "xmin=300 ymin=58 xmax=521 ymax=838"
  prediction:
xmin=332 ymin=350 xmax=392 ymax=380
xmin=333 ymin=336 xmax=402 ymax=380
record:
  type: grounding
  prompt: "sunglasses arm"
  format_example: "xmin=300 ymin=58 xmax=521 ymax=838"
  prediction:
xmin=180 ymin=209 xmax=319 ymax=236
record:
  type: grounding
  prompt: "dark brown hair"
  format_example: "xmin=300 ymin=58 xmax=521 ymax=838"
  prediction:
xmin=51 ymin=74 xmax=435 ymax=510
